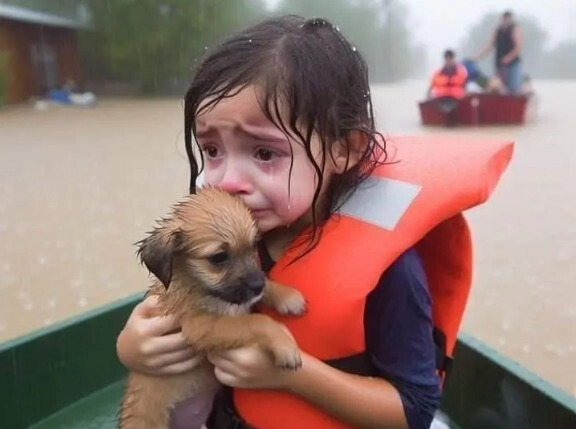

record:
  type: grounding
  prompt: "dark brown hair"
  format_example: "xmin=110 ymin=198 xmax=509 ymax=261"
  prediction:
xmin=184 ymin=15 xmax=386 ymax=249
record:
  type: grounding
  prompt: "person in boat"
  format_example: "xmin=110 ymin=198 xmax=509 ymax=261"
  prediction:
xmin=461 ymin=58 xmax=488 ymax=92
xmin=427 ymin=50 xmax=468 ymax=126
xmin=473 ymin=10 xmax=523 ymax=94
xmin=485 ymin=74 xmax=507 ymax=94
xmin=116 ymin=15 xmax=512 ymax=429
xmin=427 ymin=49 xmax=468 ymax=100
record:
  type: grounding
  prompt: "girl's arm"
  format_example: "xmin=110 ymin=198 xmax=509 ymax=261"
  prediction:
xmin=117 ymin=295 xmax=201 ymax=375
xmin=211 ymin=348 xmax=408 ymax=429
xmin=210 ymin=248 xmax=440 ymax=429
xmin=289 ymin=353 xmax=409 ymax=429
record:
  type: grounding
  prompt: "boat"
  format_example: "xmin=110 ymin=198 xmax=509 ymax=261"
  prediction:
xmin=2 ymin=294 xmax=576 ymax=429
xmin=419 ymin=93 xmax=531 ymax=126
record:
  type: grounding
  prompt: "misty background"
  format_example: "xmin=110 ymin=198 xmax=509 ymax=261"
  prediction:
xmin=1 ymin=0 xmax=574 ymax=96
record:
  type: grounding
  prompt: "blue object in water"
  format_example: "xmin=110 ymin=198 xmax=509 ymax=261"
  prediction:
xmin=47 ymin=89 xmax=72 ymax=104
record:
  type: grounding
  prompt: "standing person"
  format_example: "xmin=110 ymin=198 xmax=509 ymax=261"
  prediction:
xmin=116 ymin=15 xmax=513 ymax=429
xmin=473 ymin=10 xmax=523 ymax=94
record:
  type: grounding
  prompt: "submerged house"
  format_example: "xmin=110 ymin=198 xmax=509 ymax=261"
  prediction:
xmin=0 ymin=3 xmax=89 ymax=104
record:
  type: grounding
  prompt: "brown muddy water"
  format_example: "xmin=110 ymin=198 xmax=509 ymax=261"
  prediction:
xmin=0 ymin=80 xmax=575 ymax=397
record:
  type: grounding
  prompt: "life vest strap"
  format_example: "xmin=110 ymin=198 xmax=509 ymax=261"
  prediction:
xmin=325 ymin=352 xmax=377 ymax=377
xmin=207 ymin=335 xmax=453 ymax=429
xmin=329 ymin=329 xmax=453 ymax=379
xmin=433 ymin=327 xmax=454 ymax=378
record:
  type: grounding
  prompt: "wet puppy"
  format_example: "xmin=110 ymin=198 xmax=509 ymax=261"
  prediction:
xmin=119 ymin=188 xmax=306 ymax=429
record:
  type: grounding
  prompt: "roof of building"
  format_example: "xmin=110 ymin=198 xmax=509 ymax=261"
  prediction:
xmin=0 ymin=3 xmax=89 ymax=29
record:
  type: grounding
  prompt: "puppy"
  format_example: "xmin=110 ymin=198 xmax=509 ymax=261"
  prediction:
xmin=119 ymin=188 xmax=306 ymax=429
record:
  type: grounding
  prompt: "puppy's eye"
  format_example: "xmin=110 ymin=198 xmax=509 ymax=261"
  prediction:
xmin=208 ymin=251 xmax=229 ymax=265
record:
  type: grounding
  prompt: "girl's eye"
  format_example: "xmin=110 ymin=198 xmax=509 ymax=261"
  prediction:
xmin=255 ymin=148 xmax=275 ymax=161
xmin=202 ymin=145 xmax=220 ymax=159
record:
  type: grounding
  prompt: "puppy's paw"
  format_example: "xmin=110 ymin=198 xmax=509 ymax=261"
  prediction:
xmin=270 ymin=342 xmax=302 ymax=371
xmin=262 ymin=281 xmax=307 ymax=317
xmin=274 ymin=289 xmax=307 ymax=316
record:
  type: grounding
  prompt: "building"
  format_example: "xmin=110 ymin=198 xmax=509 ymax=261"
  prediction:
xmin=0 ymin=3 xmax=89 ymax=104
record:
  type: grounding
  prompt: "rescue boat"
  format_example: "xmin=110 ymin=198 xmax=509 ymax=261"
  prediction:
xmin=2 ymin=291 xmax=575 ymax=429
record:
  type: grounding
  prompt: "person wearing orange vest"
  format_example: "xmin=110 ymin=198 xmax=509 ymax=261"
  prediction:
xmin=428 ymin=50 xmax=469 ymax=99
xmin=116 ymin=16 xmax=513 ymax=429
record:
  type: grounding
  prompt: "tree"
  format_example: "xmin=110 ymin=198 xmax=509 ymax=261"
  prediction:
xmin=79 ymin=0 xmax=266 ymax=93
xmin=275 ymin=0 xmax=424 ymax=82
xmin=0 ymin=51 xmax=8 ymax=107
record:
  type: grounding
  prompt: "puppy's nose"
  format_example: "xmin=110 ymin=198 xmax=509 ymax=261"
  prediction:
xmin=244 ymin=271 xmax=265 ymax=292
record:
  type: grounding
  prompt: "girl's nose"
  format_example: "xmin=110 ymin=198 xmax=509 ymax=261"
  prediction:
xmin=218 ymin=165 xmax=254 ymax=195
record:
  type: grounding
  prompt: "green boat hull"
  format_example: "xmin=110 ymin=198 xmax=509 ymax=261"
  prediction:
xmin=2 ymin=295 xmax=575 ymax=429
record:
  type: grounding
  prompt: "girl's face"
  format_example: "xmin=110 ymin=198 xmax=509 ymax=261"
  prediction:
xmin=195 ymin=86 xmax=335 ymax=233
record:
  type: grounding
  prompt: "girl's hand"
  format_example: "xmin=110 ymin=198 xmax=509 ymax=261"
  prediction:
xmin=208 ymin=345 xmax=299 ymax=390
xmin=116 ymin=295 xmax=202 ymax=375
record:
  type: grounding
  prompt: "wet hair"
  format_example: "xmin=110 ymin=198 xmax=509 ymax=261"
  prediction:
xmin=444 ymin=49 xmax=455 ymax=59
xmin=184 ymin=15 xmax=386 ymax=250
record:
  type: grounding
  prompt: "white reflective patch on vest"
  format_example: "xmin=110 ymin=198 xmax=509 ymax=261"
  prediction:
xmin=337 ymin=176 xmax=421 ymax=230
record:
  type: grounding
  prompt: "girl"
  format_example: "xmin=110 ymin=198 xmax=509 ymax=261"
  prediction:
xmin=117 ymin=15 xmax=512 ymax=429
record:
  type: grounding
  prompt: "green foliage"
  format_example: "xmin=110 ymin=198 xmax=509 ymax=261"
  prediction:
xmin=2 ymin=0 xmax=423 ymax=89
xmin=79 ymin=0 xmax=267 ymax=93
xmin=0 ymin=51 xmax=8 ymax=107
xmin=274 ymin=0 xmax=424 ymax=82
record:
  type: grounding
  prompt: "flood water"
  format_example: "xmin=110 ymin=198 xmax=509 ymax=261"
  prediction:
xmin=1 ymin=80 xmax=575 ymax=397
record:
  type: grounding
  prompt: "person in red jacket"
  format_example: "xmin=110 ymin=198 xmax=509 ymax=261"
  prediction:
xmin=428 ymin=49 xmax=468 ymax=100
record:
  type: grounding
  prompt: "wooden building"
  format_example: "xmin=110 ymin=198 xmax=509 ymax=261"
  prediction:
xmin=0 ymin=3 xmax=88 ymax=104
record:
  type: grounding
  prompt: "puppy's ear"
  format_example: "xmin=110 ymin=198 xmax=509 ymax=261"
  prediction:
xmin=137 ymin=222 xmax=182 ymax=288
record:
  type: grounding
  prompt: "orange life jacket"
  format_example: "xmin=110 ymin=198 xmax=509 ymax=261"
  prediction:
xmin=431 ymin=63 xmax=468 ymax=99
xmin=233 ymin=136 xmax=514 ymax=429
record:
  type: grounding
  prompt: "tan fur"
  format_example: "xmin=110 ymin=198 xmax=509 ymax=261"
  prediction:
xmin=118 ymin=188 xmax=306 ymax=429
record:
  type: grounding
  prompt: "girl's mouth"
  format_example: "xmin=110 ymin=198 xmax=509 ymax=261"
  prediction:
xmin=250 ymin=209 xmax=269 ymax=218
